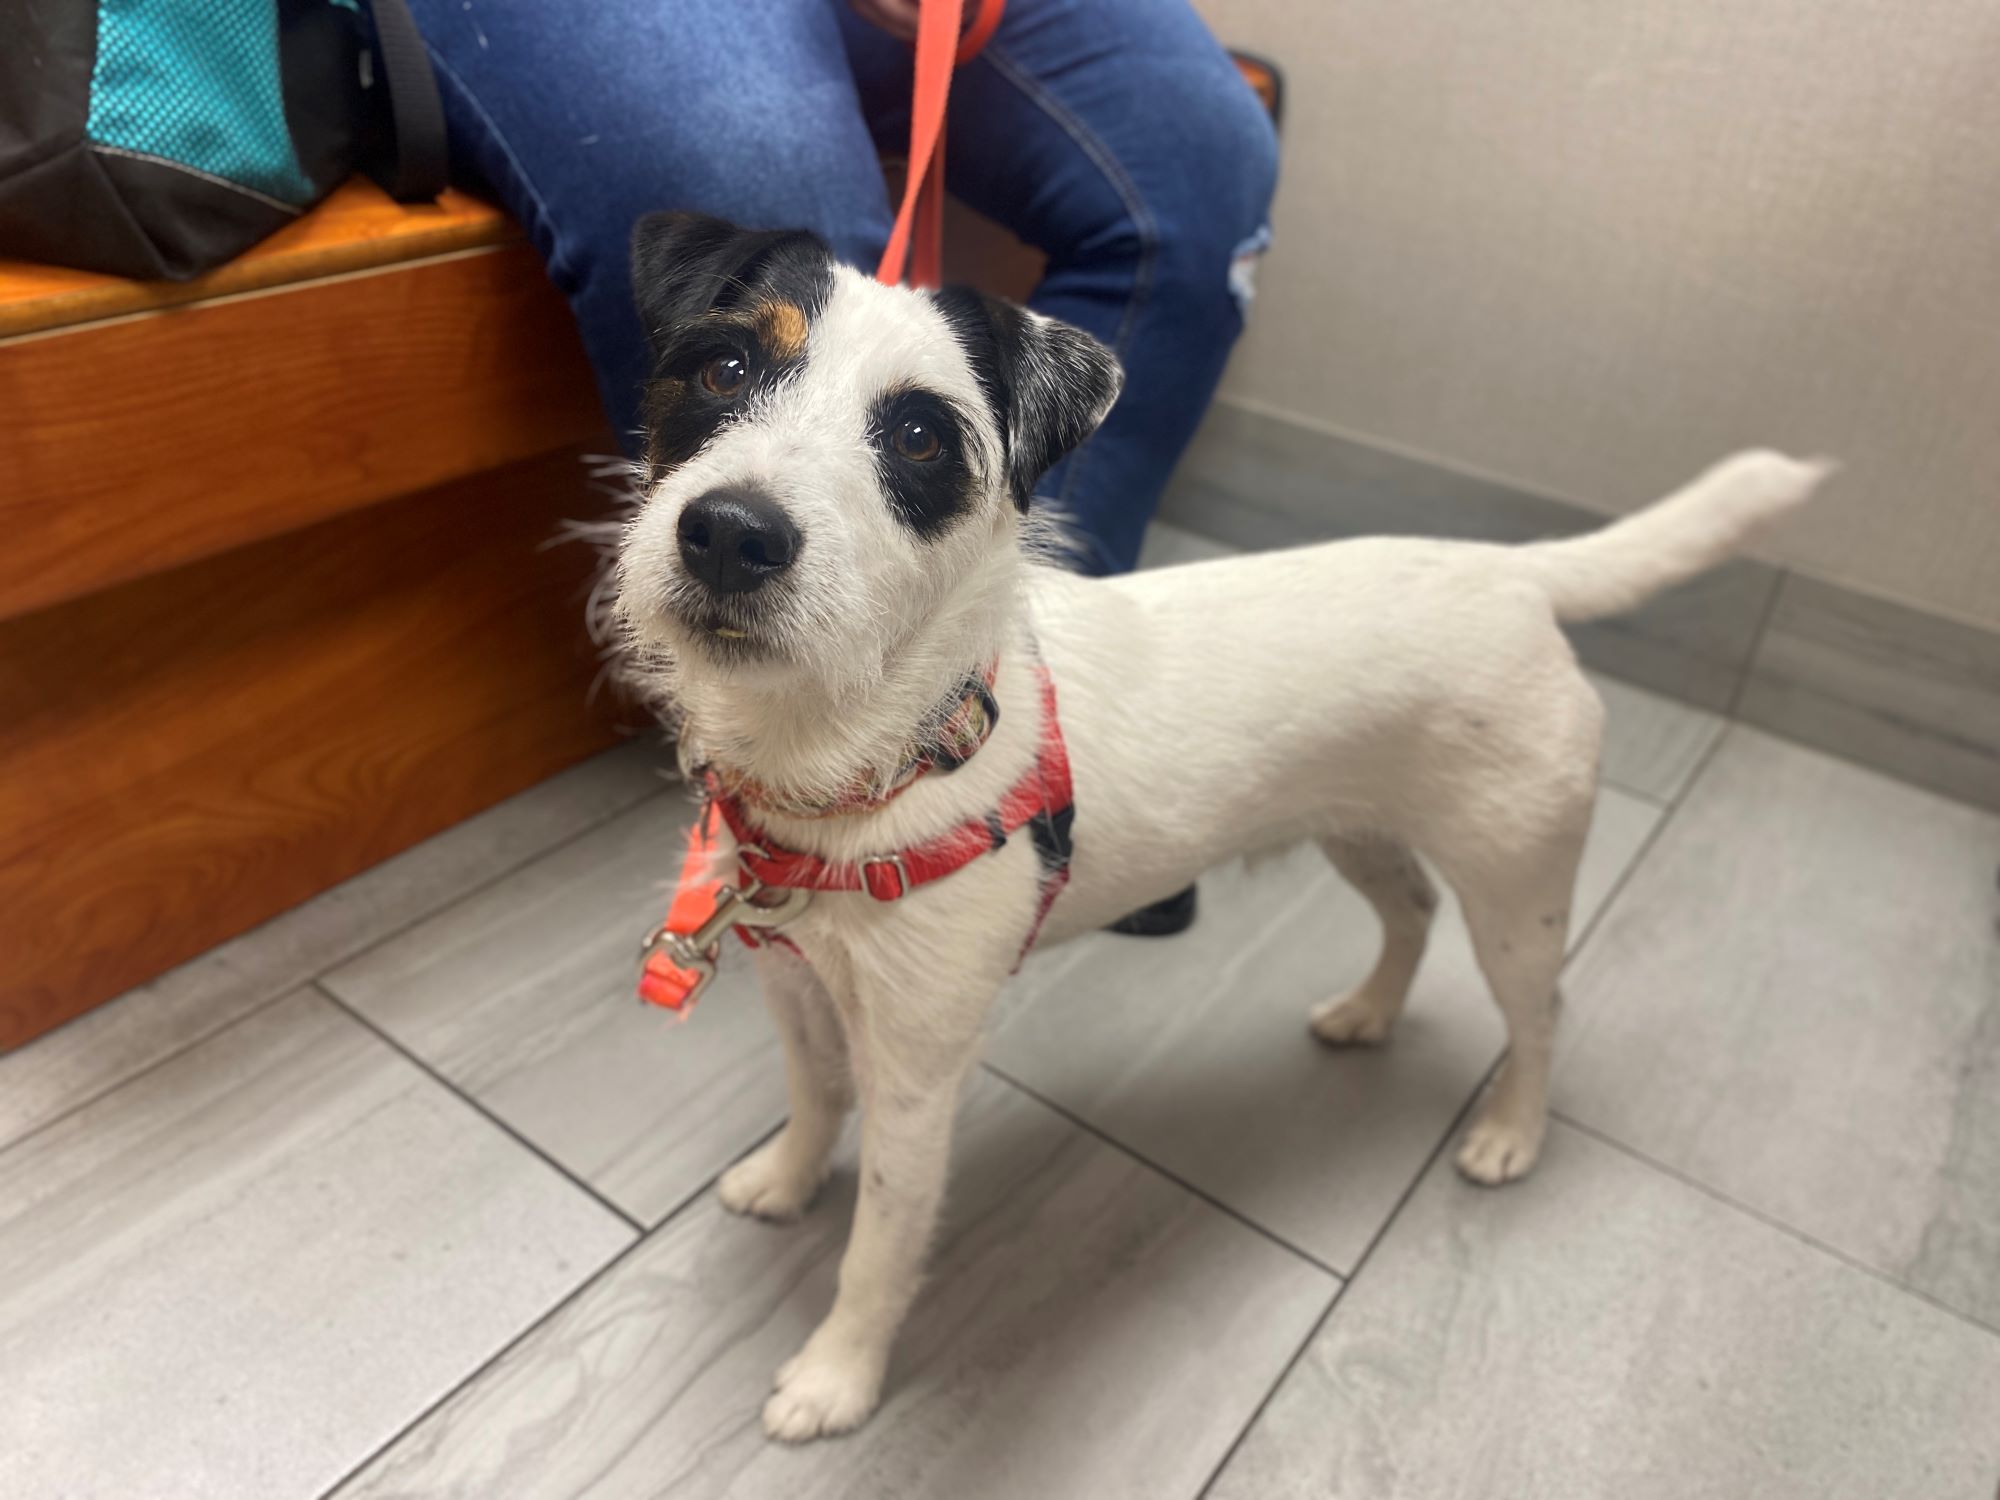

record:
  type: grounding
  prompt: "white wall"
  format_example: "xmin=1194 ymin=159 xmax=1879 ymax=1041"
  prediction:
xmin=1198 ymin=0 xmax=2000 ymax=629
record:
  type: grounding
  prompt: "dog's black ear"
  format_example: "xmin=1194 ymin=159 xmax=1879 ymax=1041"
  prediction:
xmin=630 ymin=211 xmax=831 ymax=356
xmin=933 ymin=287 xmax=1125 ymax=510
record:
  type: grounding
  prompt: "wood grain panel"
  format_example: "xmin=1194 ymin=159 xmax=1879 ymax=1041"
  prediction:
xmin=0 ymin=447 xmax=627 ymax=1051
xmin=0 ymin=180 xmax=516 ymax=336
xmin=0 ymin=242 xmax=604 ymax=621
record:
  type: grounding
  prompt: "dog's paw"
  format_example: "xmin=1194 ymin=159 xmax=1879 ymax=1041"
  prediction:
xmin=763 ymin=1334 xmax=884 ymax=1442
xmin=1309 ymin=989 xmax=1398 ymax=1047
xmin=717 ymin=1139 xmax=823 ymax=1222
xmin=1454 ymin=1114 xmax=1545 ymax=1186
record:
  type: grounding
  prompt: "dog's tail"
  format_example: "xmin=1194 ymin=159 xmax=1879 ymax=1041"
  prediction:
xmin=1522 ymin=450 xmax=1833 ymax=622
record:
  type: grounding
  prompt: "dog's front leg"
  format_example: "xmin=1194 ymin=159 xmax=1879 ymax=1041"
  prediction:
xmin=719 ymin=945 xmax=851 ymax=1221
xmin=761 ymin=949 xmax=1003 ymax=1442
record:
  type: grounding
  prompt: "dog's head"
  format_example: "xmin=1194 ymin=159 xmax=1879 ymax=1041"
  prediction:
xmin=614 ymin=212 xmax=1122 ymax=693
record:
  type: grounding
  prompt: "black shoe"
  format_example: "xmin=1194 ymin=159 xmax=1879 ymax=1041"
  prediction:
xmin=1106 ymin=884 xmax=1198 ymax=937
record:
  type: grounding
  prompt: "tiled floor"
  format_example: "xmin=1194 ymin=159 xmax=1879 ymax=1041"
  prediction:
xmin=5 ymin=522 xmax=1998 ymax=1499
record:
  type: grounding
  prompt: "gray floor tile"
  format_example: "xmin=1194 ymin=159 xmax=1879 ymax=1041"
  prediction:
xmin=988 ymin=788 xmax=1662 ymax=1270
xmin=1564 ymin=559 xmax=1777 ymax=715
xmin=0 ymin=740 xmax=669 ymax=1154
xmin=1206 ymin=1121 xmax=2000 ymax=1500
xmin=0 ymin=990 xmax=633 ymax=1500
xmin=336 ymin=1070 xmax=1334 ymax=1500
xmin=1585 ymin=670 xmax=1725 ymax=804
xmin=324 ymin=794 xmax=788 ymax=1226
xmin=1555 ymin=728 xmax=2000 ymax=1328
xmin=1738 ymin=573 xmax=2000 ymax=813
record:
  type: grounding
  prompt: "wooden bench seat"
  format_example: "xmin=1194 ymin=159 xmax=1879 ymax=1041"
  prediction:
xmin=0 ymin=180 xmax=624 ymax=1050
xmin=0 ymin=59 xmax=1275 ymax=1050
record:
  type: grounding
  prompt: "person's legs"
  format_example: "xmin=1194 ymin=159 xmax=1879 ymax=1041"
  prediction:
xmin=407 ymin=0 xmax=895 ymax=445
xmin=844 ymin=0 xmax=1280 ymax=575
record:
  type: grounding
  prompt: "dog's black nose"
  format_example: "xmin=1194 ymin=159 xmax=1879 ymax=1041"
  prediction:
xmin=676 ymin=486 xmax=800 ymax=594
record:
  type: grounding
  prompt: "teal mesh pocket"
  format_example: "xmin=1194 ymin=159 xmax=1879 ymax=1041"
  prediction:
xmin=86 ymin=0 xmax=315 ymax=207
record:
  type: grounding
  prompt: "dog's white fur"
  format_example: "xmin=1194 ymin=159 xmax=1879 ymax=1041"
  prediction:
xmin=615 ymin=263 xmax=1829 ymax=1441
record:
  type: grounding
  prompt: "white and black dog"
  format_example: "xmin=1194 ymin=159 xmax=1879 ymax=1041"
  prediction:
xmin=612 ymin=212 xmax=1829 ymax=1441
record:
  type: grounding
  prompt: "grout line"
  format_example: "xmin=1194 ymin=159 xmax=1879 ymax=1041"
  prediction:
xmin=311 ymin=981 xmax=645 ymax=1236
xmin=1190 ymin=1058 xmax=1498 ymax=1499
xmin=1729 ymin=709 xmax=1999 ymax=817
xmin=1186 ymin=756 xmax=1710 ymax=1494
xmin=317 ymin=777 xmax=682 ymax=981
xmin=313 ymin=1236 xmax=645 ymax=1500
xmin=1597 ymin=776 xmax=1674 ymax=812
xmin=979 ymin=1061 xmax=1344 ymax=1280
xmin=1002 ymin=789 xmax=1707 ymax=1488
xmin=318 ymin=734 xmax=1707 ymax=1497
xmin=315 ymin=1118 xmax=784 ymax=1500
xmin=1562 ymin=715 xmax=1728 ymax=968
xmin=0 ymin=994 xmax=298 ymax=1161
xmin=1551 ymin=1111 xmax=2000 ymax=1346
xmin=1561 ymin=714 xmax=2000 ymax=1350
xmin=0 ymin=776 xmax=677 ymax=1164
xmin=1586 ymin=673 xmax=1731 ymax=809
xmin=1724 ymin=564 xmax=1791 ymax=720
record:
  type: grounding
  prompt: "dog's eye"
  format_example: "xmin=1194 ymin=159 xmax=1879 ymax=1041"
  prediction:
xmin=700 ymin=354 xmax=749 ymax=398
xmin=892 ymin=417 xmax=942 ymax=462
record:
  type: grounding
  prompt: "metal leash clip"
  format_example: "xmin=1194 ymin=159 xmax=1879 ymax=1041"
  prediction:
xmin=637 ymin=867 xmax=813 ymax=1010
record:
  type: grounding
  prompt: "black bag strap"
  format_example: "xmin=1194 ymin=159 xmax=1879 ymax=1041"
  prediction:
xmin=366 ymin=0 xmax=448 ymax=202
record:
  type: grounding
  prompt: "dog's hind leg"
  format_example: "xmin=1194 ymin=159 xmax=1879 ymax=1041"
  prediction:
xmin=719 ymin=947 xmax=852 ymax=1222
xmin=1443 ymin=812 xmax=1588 ymax=1186
xmin=1310 ymin=835 xmax=1439 ymax=1046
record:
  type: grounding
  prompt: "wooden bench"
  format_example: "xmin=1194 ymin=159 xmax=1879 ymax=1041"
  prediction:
xmin=0 ymin=180 xmax=622 ymax=1050
xmin=0 ymin=58 xmax=1277 ymax=1051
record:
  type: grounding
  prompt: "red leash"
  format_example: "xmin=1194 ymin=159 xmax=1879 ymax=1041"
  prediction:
xmin=638 ymin=0 xmax=1024 ymax=1017
xmin=875 ymin=0 xmax=1006 ymax=289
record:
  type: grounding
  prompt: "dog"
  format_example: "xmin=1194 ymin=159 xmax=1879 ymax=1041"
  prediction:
xmin=611 ymin=211 xmax=1829 ymax=1442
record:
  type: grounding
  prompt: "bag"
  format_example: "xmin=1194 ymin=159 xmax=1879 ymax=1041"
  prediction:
xmin=0 ymin=0 xmax=447 ymax=281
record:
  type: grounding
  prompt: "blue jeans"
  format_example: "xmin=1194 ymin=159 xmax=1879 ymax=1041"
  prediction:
xmin=406 ymin=0 xmax=1277 ymax=575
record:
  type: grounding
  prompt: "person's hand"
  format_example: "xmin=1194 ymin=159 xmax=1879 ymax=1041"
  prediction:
xmin=850 ymin=0 xmax=922 ymax=42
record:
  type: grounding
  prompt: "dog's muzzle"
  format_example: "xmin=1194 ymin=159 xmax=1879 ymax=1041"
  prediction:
xmin=676 ymin=485 xmax=800 ymax=596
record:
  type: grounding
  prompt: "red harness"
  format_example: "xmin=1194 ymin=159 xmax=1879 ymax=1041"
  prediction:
xmin=639 ymin=664 xmax=1074 ymax=1014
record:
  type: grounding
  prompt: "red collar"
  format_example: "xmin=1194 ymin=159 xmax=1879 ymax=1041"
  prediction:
xmin=639 ymin=661 xmax=1073 ymax=1013
xmin=710 ymin=662 xmax=1069 ymax=901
